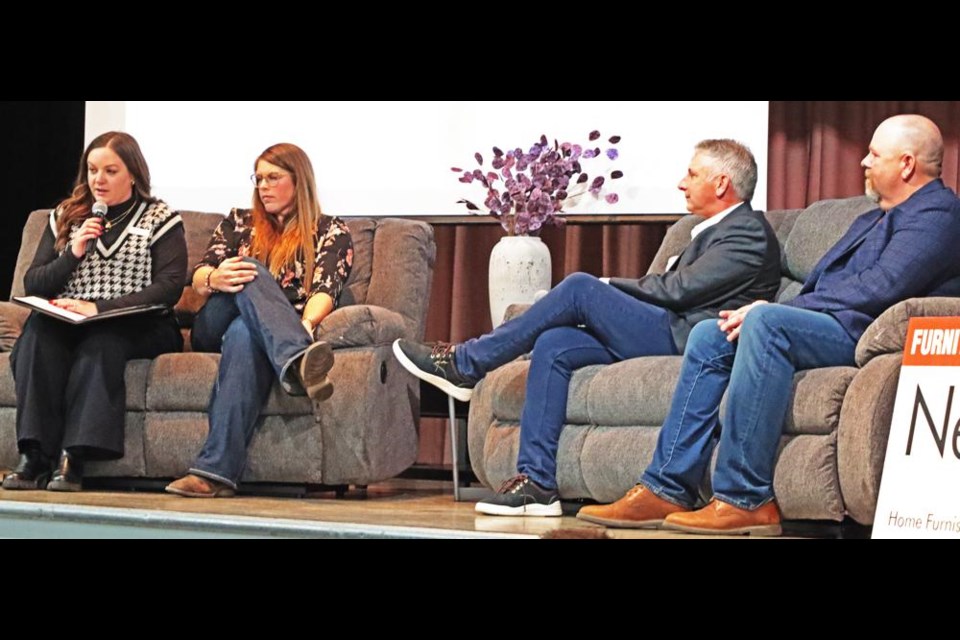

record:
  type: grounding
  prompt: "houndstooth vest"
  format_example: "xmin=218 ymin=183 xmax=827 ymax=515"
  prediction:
xmin=57 ymin=201 xmax=182 ymax=301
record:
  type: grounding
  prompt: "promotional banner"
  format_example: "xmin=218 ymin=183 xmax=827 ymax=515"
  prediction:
xmin=873 ymin=317 xmax=960 ymax=538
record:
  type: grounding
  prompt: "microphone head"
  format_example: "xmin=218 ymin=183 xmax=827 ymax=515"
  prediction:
xmin=92 ymin=201 xmax=108 ymax=217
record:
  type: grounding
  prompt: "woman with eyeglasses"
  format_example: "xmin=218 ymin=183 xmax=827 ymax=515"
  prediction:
xmin=3 ymin=131 xmax=187 ymax=492
xmin=165 ymin=142 xmax=353 ymax=498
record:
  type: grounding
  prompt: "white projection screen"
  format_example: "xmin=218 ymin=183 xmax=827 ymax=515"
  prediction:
xmin=86 ymin=101 xmax=768 ymax=217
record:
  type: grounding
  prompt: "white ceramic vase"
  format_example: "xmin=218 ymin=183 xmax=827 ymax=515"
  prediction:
xmin=488 ymin=235 xmax=552 ymax=328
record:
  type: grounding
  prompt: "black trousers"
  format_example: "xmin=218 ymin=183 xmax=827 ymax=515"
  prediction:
xmin=9 ymin=312 xmax=182 ymax=459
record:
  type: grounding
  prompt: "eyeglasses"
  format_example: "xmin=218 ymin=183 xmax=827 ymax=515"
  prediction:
xmin=250 ymin=172 xmax=290 ymax=188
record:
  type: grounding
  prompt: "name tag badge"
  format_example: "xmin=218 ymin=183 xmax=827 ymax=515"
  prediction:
xmin=129 ymin=226 xmax=150 ymax=238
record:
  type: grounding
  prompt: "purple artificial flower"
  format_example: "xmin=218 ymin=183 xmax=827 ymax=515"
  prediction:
xmin=456 ymin=131 xmax=623 ymax=234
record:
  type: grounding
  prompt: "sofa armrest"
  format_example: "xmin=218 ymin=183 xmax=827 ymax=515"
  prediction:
xmin=837 ymin=353 xmax=903 ymax=524
xmin=0 ymin=301 xmax=30 ymax=352
xmin=855 ymin=297 xmax=960 ymax=367
xmin=315 ymin=304 xmax=407 ymax=349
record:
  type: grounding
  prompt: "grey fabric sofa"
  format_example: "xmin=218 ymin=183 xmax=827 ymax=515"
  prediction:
xmin=0 ymin=209 xmax=436 ymax=488
xmin=467 ymin=196 xmax=960 ymax=525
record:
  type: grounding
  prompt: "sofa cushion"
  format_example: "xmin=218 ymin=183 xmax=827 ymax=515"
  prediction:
xmin=776 ymin=277 xmax=804 ymax=304
xmin=145 ymin=352 xmax=313 ymax=415
xmin=0 ymin=353 xmax=150 ymax=411
xmin=764 ymin=208 xmax=803 ymax=247
xmin=575 ymin=357 xmax=683 ymax=426
xmin=365 ymin=219 xmax=436 ymax=340
xmin=339 ymin=218 xmax=377 ymax=307
xmin=178 ymin=211 xmax=224 ymax=280
xmin=142 ymin=411 xmax=324 ymax=483
xmin=488 ymin=360 xmax=537 ymax=421
xmin=486 ymin=353 xmax=854 ymax=438
xmin=490 ymin=356 xmax=684 ymax=427
xmin=10 ymin=210 xmax=51 ymax=299
xmin=579 ymin=426 xmax=663 ymax=502
xmin=124 ymin=360 xmax=152 ymax=411
xmin=764 ymin=208 xmax=803 ymax=278
xmin=145 ymin=352 xmax=219 ymax=412
xmin=315 ymin=304 xmax=406 ymax=348
xmin=0 ymin=302 xmax=29 ymax=352
xmin=779 ymin=367 xmax=857 ymax=435
xmin=0 ymin=354 xmax=13 ymax=405
xmin=782 ymin=196 xmax=875 ymax=284
xmin=773 ymin=433 xmax=844 ymax=521
xmin=0 ymin=407 xmax=18 ymax=468
xmin=85 ymin=412 xmax=147 ymax=476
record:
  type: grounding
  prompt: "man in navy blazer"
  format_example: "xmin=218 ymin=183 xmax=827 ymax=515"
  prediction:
xmin=579 ymin=114 xmax=960 ymax=535
xmin=393 ymin=139 xmax=782 ymax=516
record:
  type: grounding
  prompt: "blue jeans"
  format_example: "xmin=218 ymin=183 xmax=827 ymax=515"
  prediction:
xmin=456 ymin=272 xmax=679 ymax=490
xmin=188 ymin=259 xmax=313 ymax=488
xmin=640 ymin=304 xmax=858 ymax=510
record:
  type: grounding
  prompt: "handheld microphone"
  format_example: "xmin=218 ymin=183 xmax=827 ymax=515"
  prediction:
xmin=87 ymin=201 xmax=108 ymax=256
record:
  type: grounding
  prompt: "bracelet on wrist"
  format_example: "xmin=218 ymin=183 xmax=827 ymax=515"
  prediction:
xmin=205 ymin=268 xmax=216 ymax=293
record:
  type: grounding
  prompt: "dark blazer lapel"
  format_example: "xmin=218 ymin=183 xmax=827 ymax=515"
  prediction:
xmin=805 ymin=208 xmax=883 ymax=284
xmin=669 ymin=202 xmax=753 ymax=272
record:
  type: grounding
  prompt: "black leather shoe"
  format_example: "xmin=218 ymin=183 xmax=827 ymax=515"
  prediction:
xmin=46 ymin=450 xmax=84 ymax=492
xmin=2 ymin=450 xmax=54 ymax=490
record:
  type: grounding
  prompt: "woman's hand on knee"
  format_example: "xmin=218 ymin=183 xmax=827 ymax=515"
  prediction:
xmin=210 ymin=257 xmax=258 ymax=293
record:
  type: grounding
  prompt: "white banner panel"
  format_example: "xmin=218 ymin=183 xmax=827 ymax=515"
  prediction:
xmin=86 ymin=101 xmax=768 ymax=216
xmin=873 ymin=316 xmax=960 ymax=538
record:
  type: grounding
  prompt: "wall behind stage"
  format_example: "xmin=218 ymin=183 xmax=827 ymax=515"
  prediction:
xmin=0 ymin=101 xmax=85 ymax=300
xmin=86 ymin=101 xmax=769 ymax=216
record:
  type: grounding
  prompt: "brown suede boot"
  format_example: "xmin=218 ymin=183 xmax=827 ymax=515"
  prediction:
xmin=576 ymin=485 xmax=690 ymax=528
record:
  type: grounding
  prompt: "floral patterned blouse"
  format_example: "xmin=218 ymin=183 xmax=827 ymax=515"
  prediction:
xmin=196 ymin=208 xmax=353 ymax=313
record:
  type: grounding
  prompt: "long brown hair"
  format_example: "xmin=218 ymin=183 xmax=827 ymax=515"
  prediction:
xmin=54 ymin=131 xmax=156 ymax=251
xmin=250 ymin=143 xmax=323 ymax=286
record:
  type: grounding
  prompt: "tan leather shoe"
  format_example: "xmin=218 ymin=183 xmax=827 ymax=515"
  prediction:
xmin=662 ymin=499 xmax=781 ymax=536
xmin=165 ymin=474 xmax=236 ymax=498
xmin=576 ymin=485 xmax=690 ymax=528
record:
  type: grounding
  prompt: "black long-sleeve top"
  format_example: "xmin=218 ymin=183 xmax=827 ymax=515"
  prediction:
xmin=24 ymin=196 xmax=187 ymax=312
